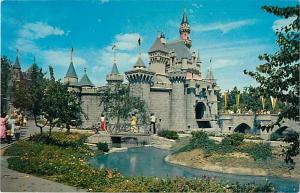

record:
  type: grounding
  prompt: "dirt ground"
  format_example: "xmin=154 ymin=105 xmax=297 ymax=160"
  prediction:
xmin=167 ymin=148 xmax=300 ymax=180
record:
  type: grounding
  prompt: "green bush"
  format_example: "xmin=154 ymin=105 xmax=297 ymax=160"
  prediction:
xmin=97 ymin=142 xmax=109 ymax=152
xmin=158 ymin=130 xmax=179 ymax=140
xmin=29 ymin=132 xmax=88 ymax=148
xmin=241 ymin=142 xmax=272 ymax=160
xmin=221 ymin=133 xmax=244 ymax=146
xmin=270 ymin=132 xmax=281 ymax=141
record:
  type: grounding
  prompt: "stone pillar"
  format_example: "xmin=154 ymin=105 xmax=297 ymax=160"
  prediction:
xmin=169 ymin=72 xmax=186 ymax=131
xmin=186 ymin=87 xmax=196 ymax=129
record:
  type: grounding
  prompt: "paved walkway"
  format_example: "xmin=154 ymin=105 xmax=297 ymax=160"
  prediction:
xmin=0 ymin=121 xmax=87 ymax=192
xmin=1 ymin=156 xmax=85 ymax=192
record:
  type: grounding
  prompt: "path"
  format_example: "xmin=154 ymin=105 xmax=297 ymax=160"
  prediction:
xmin=1 ymin=156 xmax=85 ymax=192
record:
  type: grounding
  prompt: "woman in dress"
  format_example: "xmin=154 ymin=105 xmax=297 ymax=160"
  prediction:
xmin=100 ymin=114 xmax=107 ymax=132
xmin=0 ymin=113 xmax=7 ymax=142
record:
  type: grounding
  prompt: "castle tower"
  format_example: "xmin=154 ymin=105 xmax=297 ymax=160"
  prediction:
xmin=64 ymin=48 xmax=78 ymax=85
xmin=179 ymin=8 xmax=192 ymax=48
xmin=148 ymin=33 xmax=170 ymax=74
xmin=78 ymin=68 xmax=94 ymax=87
xmin=12 ymin=49 xmax=22 ymax=81
xmin=125 ymin=55 xmax=154 ymax=108
xmin=169 ymin=71 xmax=187 ymax=130
xmin=106 ymin=47 xmax=124 ymax=87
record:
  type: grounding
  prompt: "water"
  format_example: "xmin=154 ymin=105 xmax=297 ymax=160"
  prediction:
xmin=90 ymin=147 xmax=299 ymax=192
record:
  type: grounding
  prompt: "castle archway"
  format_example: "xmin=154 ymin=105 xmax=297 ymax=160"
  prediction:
xmin=195 ymin=102 xmax=206 ymax=119
xmin=274 ymin=126 xmax=288 ymax=135
xmin=234 ymin=123 xmax=251 ymax=133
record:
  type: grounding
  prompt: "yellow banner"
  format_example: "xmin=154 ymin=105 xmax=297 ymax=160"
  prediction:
xmin=224 ymin=91 xmax=228 ymax=111
xmin=236 ymin=93 xmax=240 ymax=108
xmin=260 ymin=96 xmax=266 ymax=110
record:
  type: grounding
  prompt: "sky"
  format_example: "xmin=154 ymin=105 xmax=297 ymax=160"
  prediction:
xmin=1 ymin=0 xmax=298 ymax=91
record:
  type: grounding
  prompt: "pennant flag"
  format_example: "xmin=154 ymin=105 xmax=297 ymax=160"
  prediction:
xmin=138 ymin=38 xmax=141 ymax=46
xmin=261 ymin=96 xmax=266 ymax=110
xmin=112 ymin=44 xmax=116 ymax=50
xmin=270 ymin=96 xmax=277 ymax=110
xmin=224 ymin=91 xmax=228 ymax=111
xmin=236 ymin=93 xmax=240 ymax=108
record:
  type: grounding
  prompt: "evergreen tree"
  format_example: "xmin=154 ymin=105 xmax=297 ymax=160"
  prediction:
xmin=1 ymin=57 xmax=12 ymax=113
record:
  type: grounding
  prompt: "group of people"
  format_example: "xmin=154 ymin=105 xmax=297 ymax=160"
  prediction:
xmin=0 ymin=111 xmax=25 ymax=143
xmin=96 ymin=113 xmax=159 ymax=134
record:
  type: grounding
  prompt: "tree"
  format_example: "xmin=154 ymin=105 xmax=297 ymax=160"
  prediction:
xmin=99 ymin=84 xmax=148 ymax=133
xmin=244 ymin=5 xmax=299 ymax=122
xmin=1 ymin=57 xmax=12 ymax=113
xmin=12 ymin=63 xmax=48 ymax=134
xmin=244 ymin=5 xmax=299 ymax=168
xmin=43 ymin=66 xmax=82 ymax=136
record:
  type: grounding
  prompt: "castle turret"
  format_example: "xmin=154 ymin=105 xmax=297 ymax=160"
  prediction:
xmin=125 ymin=55 xmax=154 ymax=108
xmin=12 ymin=49 xmax=22 ymax=81
xmin=179 ymin=8 xmax=191 ymax=48
xmin=169 ymin=71 xmax=186 ymax=130
xmin=148 ymin=33 xmax=169 ymax=75
xmin=78 ymin=68 xmax=94 ymax=88
xmin=64 ymin=48 xmax=78 ymax=86
xmin=106 ymin=62 xmax=124 ymax=86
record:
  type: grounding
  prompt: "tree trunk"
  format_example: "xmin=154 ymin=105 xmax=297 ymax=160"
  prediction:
xmin=34 ymin=114 xmax=43 ymax=134
xmin=66 ymin=123 xmax=70 ymax=133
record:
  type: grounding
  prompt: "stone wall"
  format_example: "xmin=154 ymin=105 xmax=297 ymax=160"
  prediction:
xmin=149 ymin=89 xmax=171 ymax=130
xmin=170 ymin=82 xmax=186 ymax=131
xmin=80 ymin=94 xmax=102 ymax=128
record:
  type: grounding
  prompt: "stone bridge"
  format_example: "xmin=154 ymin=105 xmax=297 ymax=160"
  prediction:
xmin=218 ymin=114 xmax=300 ymax=137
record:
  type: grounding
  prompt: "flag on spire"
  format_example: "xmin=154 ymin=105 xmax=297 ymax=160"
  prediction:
xmin=112 ymin=44 xmax=116 ymax=50
xmin=138 ymin=37 xmax=141 ymax=46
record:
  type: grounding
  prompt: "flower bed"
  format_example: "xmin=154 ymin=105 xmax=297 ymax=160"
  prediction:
xmin=4 ymin=132 xmax=274 ymax=192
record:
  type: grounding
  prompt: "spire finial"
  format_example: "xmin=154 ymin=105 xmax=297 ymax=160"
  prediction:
xmin=84 ymin=67 xmax=87 ymax=74
xmin=209 ymin=58 xmax=212 ymax=71
xmin=184 ymin=0 xmax=186 ymax=13
xmin=138 ymin=37 xmax=141 ymax=56
xmin=16 ymin=48 xmax=19 ymax=56
xmin=112 ymin=44 xmax=117 ymax=64
xmin=71 ymin=47 xmax=74 ymax=63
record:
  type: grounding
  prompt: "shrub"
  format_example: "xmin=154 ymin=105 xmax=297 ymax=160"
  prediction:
xmin=221 ymin=133 xmax=244 ymax=146
xmin=97 ymin=142 xmax=109 ymax=152
xmin=240 ymin=142 xmax=272 ymax=160
xmin=158 ymin=130 xmax=179 ymax=140
xmin=244 ymin=134 xmax=263 ymax=140
xmin=270 ymin=132 xmax=281 ymax=141
xmin=29 ymin=132 xmax=88 ymax=148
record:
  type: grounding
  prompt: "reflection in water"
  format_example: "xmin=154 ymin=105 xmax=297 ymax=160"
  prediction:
xmin=90 ymin=147 xmax=299 ymax=192
xmin=130 ymin=155 xmax=137 ymax=173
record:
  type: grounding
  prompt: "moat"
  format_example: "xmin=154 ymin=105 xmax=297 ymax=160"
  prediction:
xmin=90 ymin=147 xmax=299 ymax=192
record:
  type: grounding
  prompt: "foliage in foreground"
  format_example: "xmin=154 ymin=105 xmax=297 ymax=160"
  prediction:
xmin=29 ymin=132 xmax=88 ymax=148
xmin=97 ymin=142 xmax=109 ymax=152
xmin=4 ymin=133 xmax=274 ymax=192
xmin=176 ymin=131 xmax=272 ymax=160
xmin=158 ymin=130 xmax=179 ymax=140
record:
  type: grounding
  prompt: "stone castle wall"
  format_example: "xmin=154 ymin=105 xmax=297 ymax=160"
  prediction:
xmin=149 ymin=89 xmax=171 ymax=130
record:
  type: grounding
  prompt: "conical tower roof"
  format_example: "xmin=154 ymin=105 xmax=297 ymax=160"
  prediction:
xmin=13 ymin=55 xmax=21 ymax=69
xmin=65 ymin=62 xmax=78 ymax=78
xmin=78 ymin=69 xmax=94 ymax=87
xmin=111 ymin=63 xmax=120 ymax=75
xmin=206 ymin=69 xmax=214 ymax=80
xmin=134 ymin=56 xmax=146 ymax=68
xmin=149 ymin=37 xmax=168 ymax=53
xmin=181 ymin=9 xmax=189 ymax=24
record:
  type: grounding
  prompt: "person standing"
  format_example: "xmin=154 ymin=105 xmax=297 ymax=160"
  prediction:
xmin=8 ymin=114 xmax=16 ymax=139
xmin=150 ymin=113 xmax=156 ymax=134
xmin=100 ymin=114 xmax=107 ymax=132
xmin=130 ymin=113 xmax=138 ymax=133
xmin=0 ymin=113 xmax=7 ymax=143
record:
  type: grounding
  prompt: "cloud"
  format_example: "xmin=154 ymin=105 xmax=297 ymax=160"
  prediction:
xmin=19 ymin=22 xmax=64 ymax=40
xmin=194 ymin=19 xmax=256 ymax=33
xmin=42 ymin=49 xmax=86 ymax=67
xmin=114 ymin=33 xmax=141 ymax=51
xmin=272 ymin=16 xmax=296 ymax=32
xmin=11 ymin=21 xmax=87 ymax=72
xmin=192 ymin=3 xmax=203 ymax=9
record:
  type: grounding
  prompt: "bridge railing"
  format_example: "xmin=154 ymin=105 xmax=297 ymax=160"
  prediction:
xmin=108 ymin=123 xmax=150 ymax=134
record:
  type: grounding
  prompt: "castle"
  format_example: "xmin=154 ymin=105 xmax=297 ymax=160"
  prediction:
xmin=63 ymin=8 xmax=220 ymax=130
